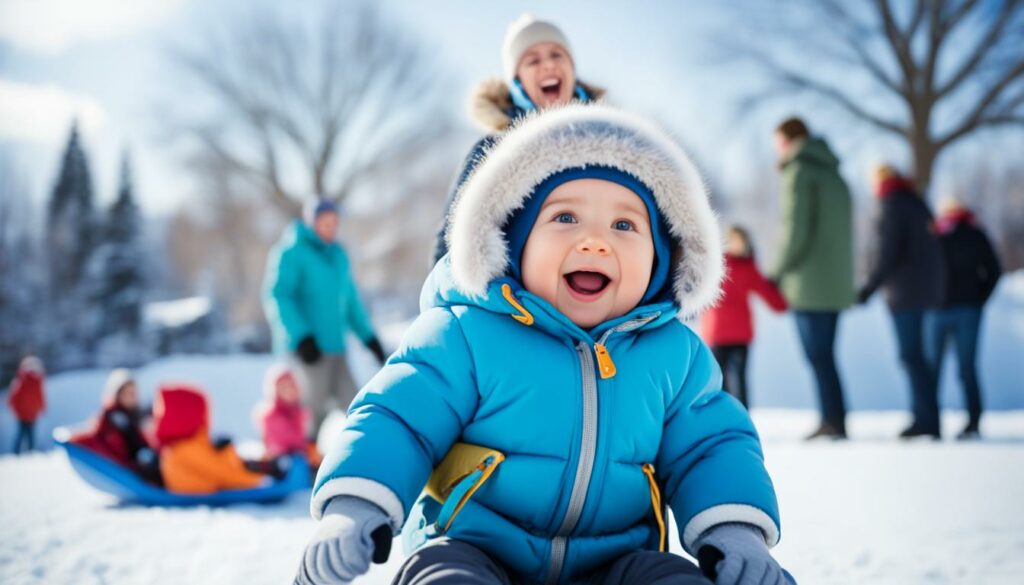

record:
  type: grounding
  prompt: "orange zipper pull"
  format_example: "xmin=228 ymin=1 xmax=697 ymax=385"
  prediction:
xmin=594 ymin=343 xmax=616 ymax=379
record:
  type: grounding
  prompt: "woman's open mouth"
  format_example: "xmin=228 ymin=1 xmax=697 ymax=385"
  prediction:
xmin=540 ymin=78 xmax=562 ymax=100
xmin=564 ymin=270 xmax=611 ymax=302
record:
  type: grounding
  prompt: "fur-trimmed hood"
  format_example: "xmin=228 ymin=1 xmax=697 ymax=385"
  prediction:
xmin=446 ymin=103 xmax=723 ymax=318
xmin=467 ymin=77 xmax=607 ymax=133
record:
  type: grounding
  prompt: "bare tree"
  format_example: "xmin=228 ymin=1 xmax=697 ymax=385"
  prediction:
xmin=720 ymin=0 xmax=1024 ymax=192
xmin=164 ymin=1 xmax=454 ymax=216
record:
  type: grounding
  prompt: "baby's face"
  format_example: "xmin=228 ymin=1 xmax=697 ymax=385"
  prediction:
xmin=521 ymin=179 xmax=655 ymax=329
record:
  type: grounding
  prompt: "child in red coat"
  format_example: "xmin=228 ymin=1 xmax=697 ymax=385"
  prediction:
xmin=7 ymin=355 xmax=46 ymax=454
xmin=701 ymin=226 xmax=788 ymax=407
xmin=71 ymin=369 xmax=162 ymax=485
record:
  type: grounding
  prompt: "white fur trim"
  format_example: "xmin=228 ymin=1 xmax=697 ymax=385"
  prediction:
xmin=682 ymin=504 xmax=780 ymax=553
xmin=447 ymin=103 xmax=723 ymax=318
xmin=311 ymin=477 xmax=405 ymax=532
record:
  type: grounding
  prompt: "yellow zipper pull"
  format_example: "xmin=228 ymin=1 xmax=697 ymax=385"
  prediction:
xmin=594 ymin=343 xmax=617 ymax=379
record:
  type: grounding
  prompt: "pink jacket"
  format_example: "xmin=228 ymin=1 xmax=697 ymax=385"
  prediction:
xmin=256 ymin=398 xmax=309 ymax=457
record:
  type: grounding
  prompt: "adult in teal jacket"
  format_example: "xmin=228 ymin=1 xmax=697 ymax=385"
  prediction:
xmin=263 ymin=199 xmax=385 ymax=438
xmin=302 ymin=106 xmax=785 ymax=585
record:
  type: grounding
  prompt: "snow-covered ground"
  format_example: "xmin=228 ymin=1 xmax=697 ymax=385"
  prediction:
xmin=1 ymin=273 xmax=1022 ymax=584
xmin=2 ymin=409 xmax=1022 ymax=585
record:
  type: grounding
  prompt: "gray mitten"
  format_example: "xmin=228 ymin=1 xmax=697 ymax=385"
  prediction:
xmin=695 ymin=523 xmax=786 ymax=585
xmin=297 ymin=496 xmax=391 ymax=584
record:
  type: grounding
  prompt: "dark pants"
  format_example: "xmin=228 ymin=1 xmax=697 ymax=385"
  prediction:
xmin=392 ymin=538 xmax=711 ymax=585
xmin=711 ymin=344 xmax=750 ymax=407
xmin=13 ymin=420 xmax=35 ymax=454
xmin=925 ymin=305 xmax=984 ymax=426
xmin=793 ymin=310 xmax=847 ymax=433
xmin=891 ymin=310 xmax=939 ymax=432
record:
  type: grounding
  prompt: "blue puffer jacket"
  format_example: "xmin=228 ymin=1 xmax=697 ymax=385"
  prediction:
xmin=262 ymin=221 xmax=375 ymax=354
xmin=312 ymin=260 xmax=780 ymax=584
xmin=313 ymin=104 xmax=781 ymax=584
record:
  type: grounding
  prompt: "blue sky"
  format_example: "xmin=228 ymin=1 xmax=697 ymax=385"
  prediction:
xmin=0 ymin=0 xmax=1017 ymax=218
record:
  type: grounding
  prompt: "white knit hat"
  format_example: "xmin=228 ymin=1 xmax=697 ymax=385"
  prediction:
xmin=502 ymin=14 xmax=572 ymax=84
xmin=103 ymin=368 xmax=135 ymax=404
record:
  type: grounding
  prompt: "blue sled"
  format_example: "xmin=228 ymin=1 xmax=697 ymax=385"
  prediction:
xmin=54 ymin=427 xmax=310 ymax=506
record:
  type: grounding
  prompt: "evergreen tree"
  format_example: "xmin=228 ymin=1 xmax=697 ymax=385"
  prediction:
xmin=44 ymin=122 xmax=99 ymax=369
xmin=100 ymin=152 xmax=145 ymax=335
xmin=47 ymin=121 xmax=96 ymax=295
xmin=87 ymin=152 xmax=149 ymax=365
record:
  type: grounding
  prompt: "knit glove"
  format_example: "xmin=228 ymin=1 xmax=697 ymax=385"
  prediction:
xmin=296 ymin=496 xmax=392 ymax=585
xmin=297 ymin=336 xmax=322 ymax=365
xmin=695 ymin=523 xmax=788 ymax=585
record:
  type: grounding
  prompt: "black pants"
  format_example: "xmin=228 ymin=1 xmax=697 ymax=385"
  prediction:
xmin=13 ymin=420 xmax=35 ymax=454
xmin=711 ymin=344 xmax=750 ymax=407
xmin=392 ymin=538 xmax=711 ymax=585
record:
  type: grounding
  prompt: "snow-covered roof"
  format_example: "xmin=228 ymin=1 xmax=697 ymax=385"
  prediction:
xmin=143 ymin=296 xmax=212 ymax=328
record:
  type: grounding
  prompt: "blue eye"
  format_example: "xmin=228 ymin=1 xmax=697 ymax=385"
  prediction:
xmin=613 ymin=220 xmax=634 ymax=231
xmin=555 ymin=212 xmax=576 ymax=224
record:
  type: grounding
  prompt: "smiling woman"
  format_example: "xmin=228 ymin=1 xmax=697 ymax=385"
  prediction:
xmin=432 ymin=13 xmax=607 ymax=264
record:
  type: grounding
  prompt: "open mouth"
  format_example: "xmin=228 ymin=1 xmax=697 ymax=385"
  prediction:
xmin=564 ymin=270 xmax=611 ymax=300
xmin=540 ymin=78 xmax=562 ymax=100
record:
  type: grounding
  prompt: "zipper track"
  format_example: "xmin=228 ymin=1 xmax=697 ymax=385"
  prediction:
xmin=544 ymin=313 xmax=660 ymax=585
xmin=545 ymin=342 xmax=599 ymax=585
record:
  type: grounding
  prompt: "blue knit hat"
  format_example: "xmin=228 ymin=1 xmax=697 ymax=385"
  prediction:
xmin=302 ymin=197 xmax=339 ymax=226
xmin=503 ymin=166 xmax=673 ymax=304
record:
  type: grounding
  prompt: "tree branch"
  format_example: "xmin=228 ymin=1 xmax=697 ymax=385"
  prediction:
xmin=936 ymin=0 xmax=1021 ymax=100
xmin=819 ymin=0 xmax=906 ymax=98
xmin=738 ymin=45 xmax=907 ymax=135
xmin=938 ymin=61 xmax=1024 ymax=149
xmin=874 ymin=0 xmax=922 ymax=92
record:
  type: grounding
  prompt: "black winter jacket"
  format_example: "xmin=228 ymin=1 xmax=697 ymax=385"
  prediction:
xmin=938 ymin=220 xmax=1002 ymax=307
xmin=863 ymin=189 xmax=946 ymax=311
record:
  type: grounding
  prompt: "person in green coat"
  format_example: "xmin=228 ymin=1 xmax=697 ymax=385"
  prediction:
xmin=263 ymin=198 xmax=386 ymax=440
xmin=770 ymin=117 xmax=855 ymax=440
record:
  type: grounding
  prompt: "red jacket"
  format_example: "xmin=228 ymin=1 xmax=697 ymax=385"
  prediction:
xmin=701 ymin=255 xmax=788 ymax=346
xmin=71 ymin=404 xmax=153 ymax=468
xmin=8 ymin=369 xmax=45 ymax=422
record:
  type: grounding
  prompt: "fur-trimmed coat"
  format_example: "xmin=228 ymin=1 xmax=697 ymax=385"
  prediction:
xmin=317 ymin=105 xmax=780 ymax=584
xmin=432 ymin=78 xmax=606 ymax=264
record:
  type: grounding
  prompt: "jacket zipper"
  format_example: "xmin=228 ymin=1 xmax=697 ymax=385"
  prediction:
xmin=544 ymin=313 xmax=660 ymax=585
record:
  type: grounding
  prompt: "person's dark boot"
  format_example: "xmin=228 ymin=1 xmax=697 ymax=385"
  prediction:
xmin=957 ymin=420 xmax=981 ymax=441
xmin=805 ymin=422 xmax=847 ymax=441
xmin=899 ymin=423 xmax=941 ymax=440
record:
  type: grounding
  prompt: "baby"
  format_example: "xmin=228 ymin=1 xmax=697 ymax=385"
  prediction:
xmin=299 ymin=105 xmax=788 ymax=585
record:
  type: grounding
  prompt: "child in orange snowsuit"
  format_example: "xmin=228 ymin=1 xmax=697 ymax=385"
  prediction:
xmin=153 ymin=383 xmax=267 ymax=494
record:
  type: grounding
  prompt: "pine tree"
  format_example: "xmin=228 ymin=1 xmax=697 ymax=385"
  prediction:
xmin=47 ymin=121 xmax=96 ymax=295
xmin=45 ymin=121 xmax=99 ymax=369
xmin=102 ymin=152 xmax=145 ymax=334
xmin=87 ymin=152 xmax=148 ymax=366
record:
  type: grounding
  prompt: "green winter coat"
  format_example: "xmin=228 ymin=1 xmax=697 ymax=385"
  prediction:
xmin=771 ymin=138 xmax=855 ymax=310
xmin=263 ymin=221 xmax=376 ymax=355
